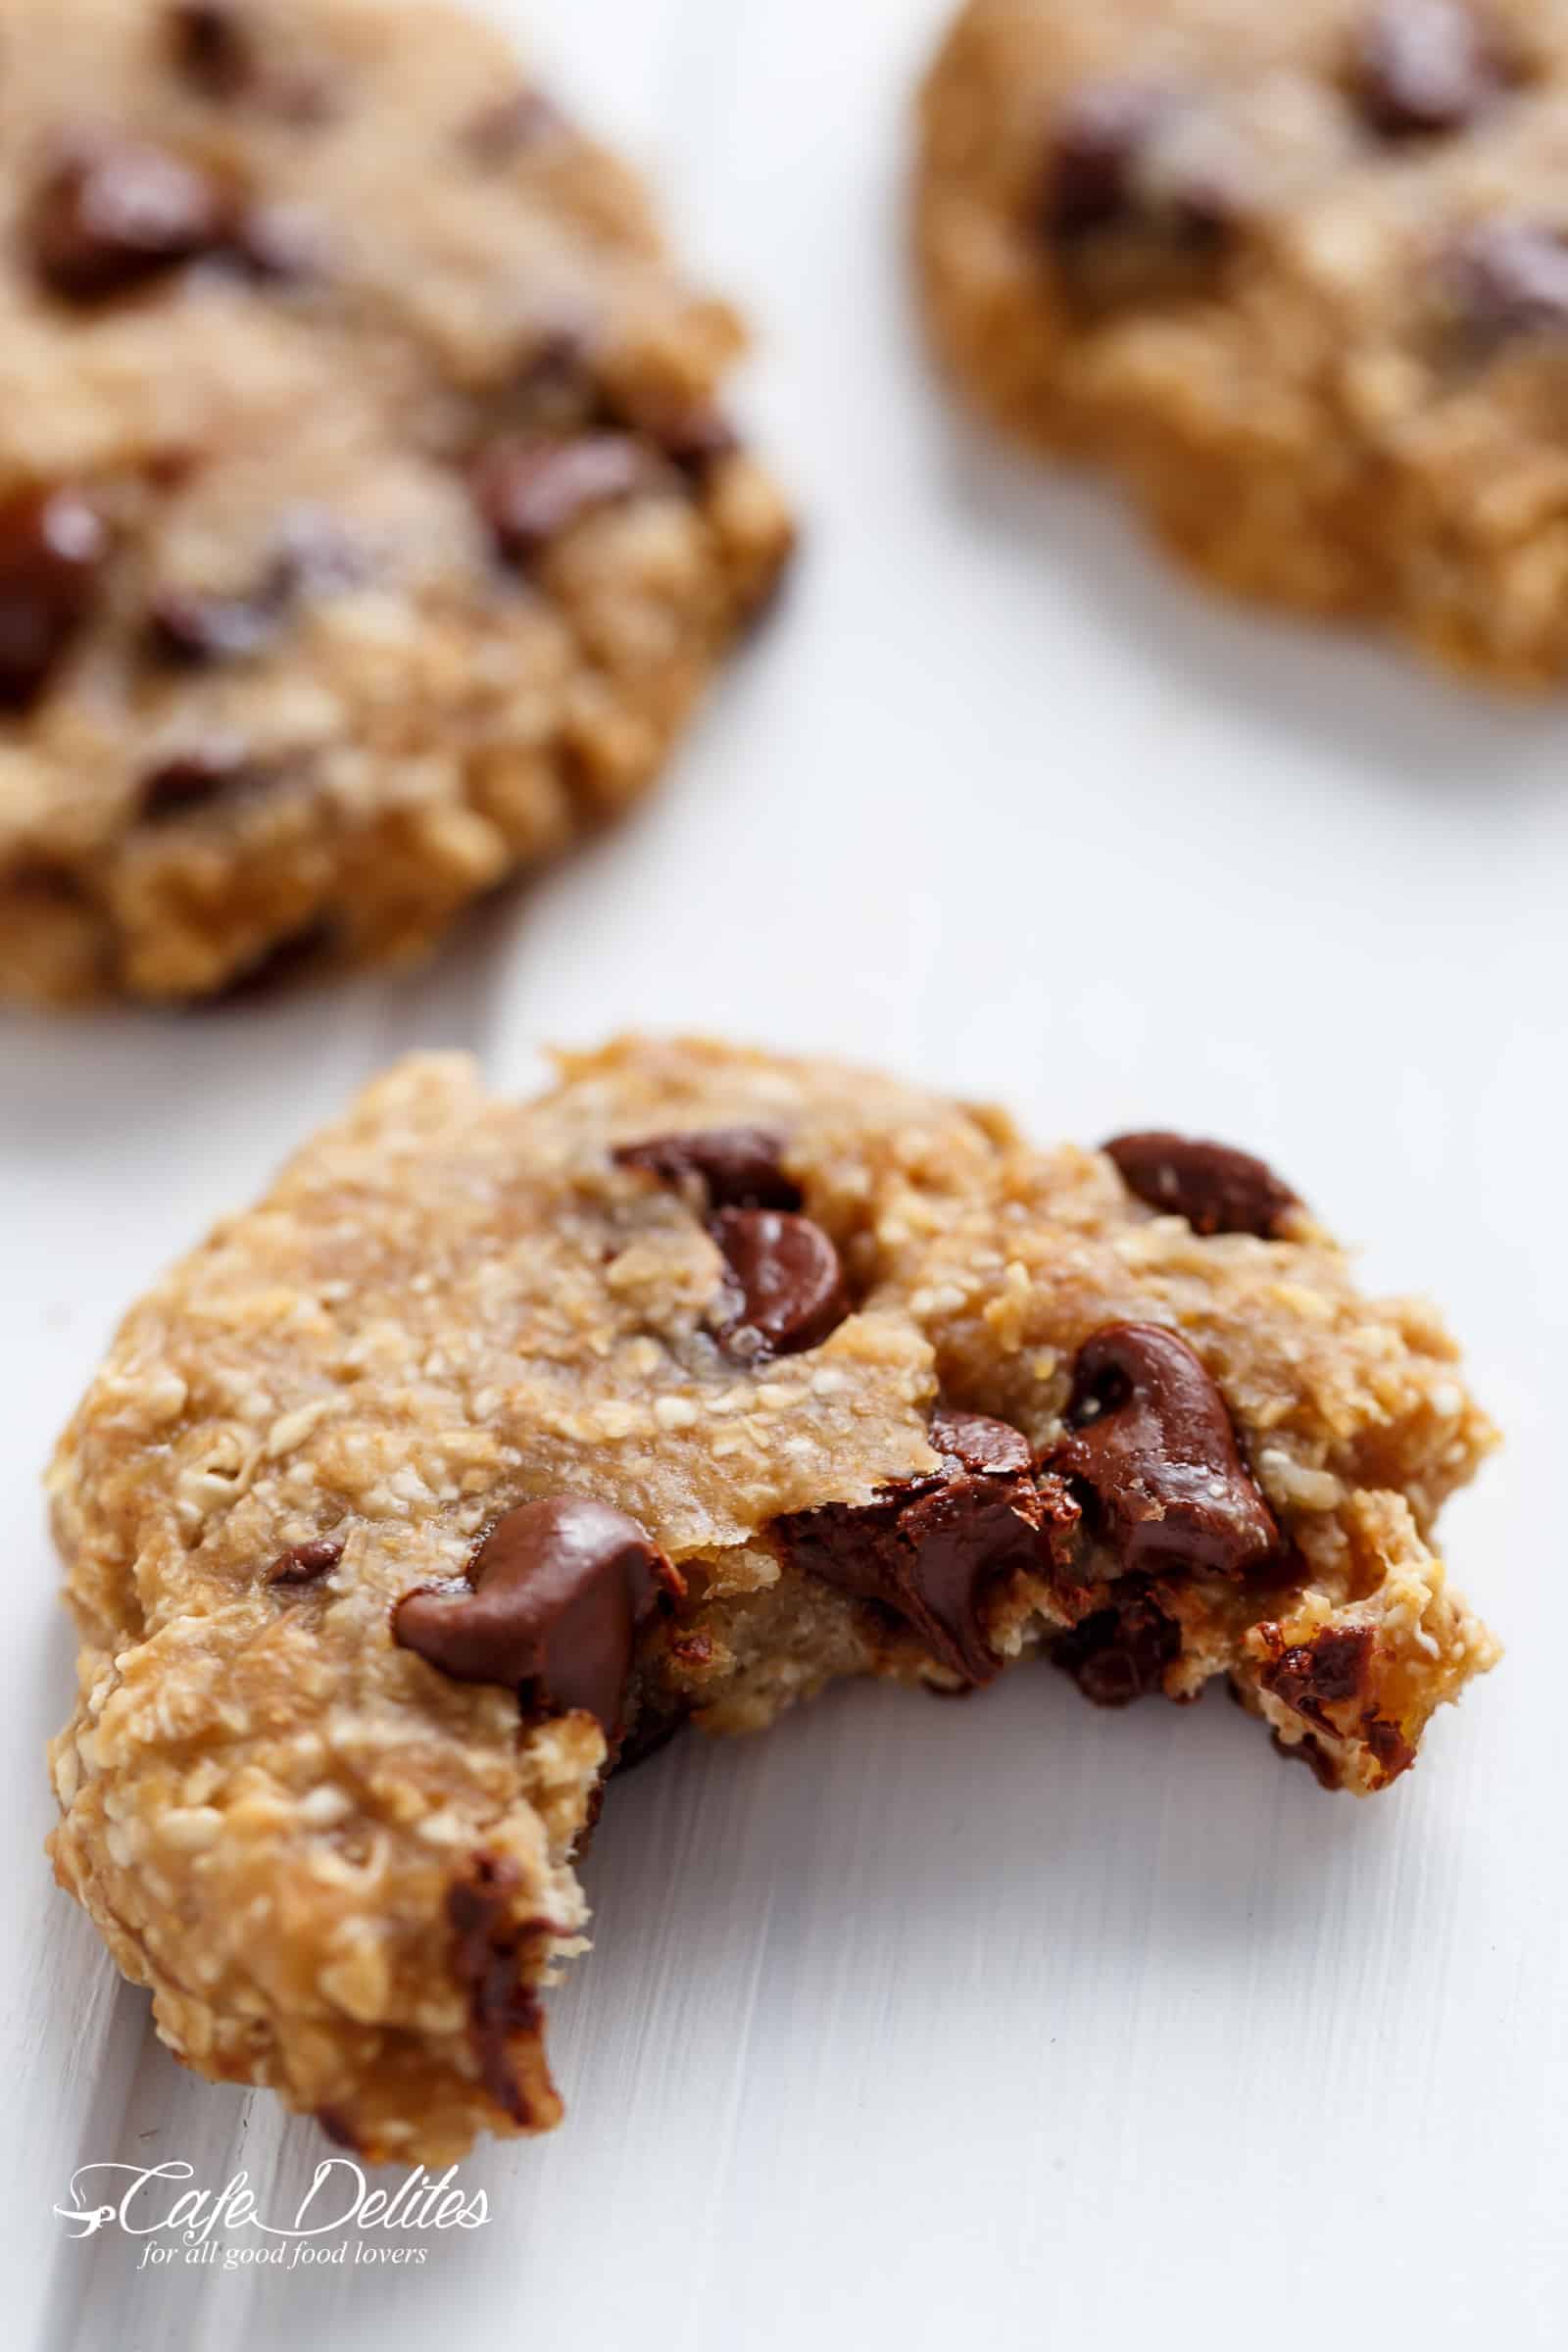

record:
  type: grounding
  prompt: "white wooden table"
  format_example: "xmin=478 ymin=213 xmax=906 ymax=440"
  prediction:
xmin=6 ymin=4 xmax=1566 ymax=2345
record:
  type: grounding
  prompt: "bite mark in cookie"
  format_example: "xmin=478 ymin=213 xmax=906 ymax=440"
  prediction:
xmin=775 ymin=1407 xmax=1078 ymax=1683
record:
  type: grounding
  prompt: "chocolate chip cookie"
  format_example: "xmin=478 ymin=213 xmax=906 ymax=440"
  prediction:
xmin=916 ymin=0 xmax=1568 ymax=683
xmin=0 ymin=0 xmax=792 ymax=1003
xmin=47 ymin=1038 xmax=1499 ymax=2160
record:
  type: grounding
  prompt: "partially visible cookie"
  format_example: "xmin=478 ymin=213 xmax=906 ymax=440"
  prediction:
xmin=0 ymin=0 xmax=792 ymax=1004
xmin=48 ymin=1037 xmax=1499 ymax=2161
xmin=916 ymin=0 xmax=1568 ymax=684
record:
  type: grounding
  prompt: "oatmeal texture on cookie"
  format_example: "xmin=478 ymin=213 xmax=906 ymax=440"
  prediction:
xmin=0 ymin=0 xmax=792 ymax=1003
xmin=48 ymin=1038 xmax=1499 ymax=2161
xmin=916 ymin=0 xmax=1568 ymax=683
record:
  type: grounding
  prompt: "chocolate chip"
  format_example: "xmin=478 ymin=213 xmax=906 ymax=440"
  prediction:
xmin=1439 ymin=217 xmax=1568 ymax=348
xmin=139 ymin=739 xmax=257 ymax=820
xmin=463 ymin=87 xmax=569 ymax=165
xmin=606 ymin=397 xmax=740 ymax=481
xmin=1103 ymin=1131 xmax=1300 ymax=1238
xmin=1051 ymin=1584 xmax=1182 ymax=1706
xmin=1361 ymin=1715 xmax=1415 ymax=1784
xmin=927 ymin=1403 xmax=1035 ymax=1480
xmin=266 ymin=1536 xmax=344 ymax=1586
xmin=1257 ymin=1624 xmax=1373 ymax=1732
xmin=170 ymin=0 xmax=253 ymax=99
xmin=472 ymin=433 xmax=662 ymax=564
xmin=1041 ymin=80 xmax=1237 ymax=251
xmin=1044 ymin=81 xmax=1175 ymax=240
xmin=710 ymin=1208 xmax=849 ymax=1360
xmin=1356 ymin=1 xmax=1496 ymax=137
xmin=648 ymin=404 xmax=740 ymax=480
xmin=773 ymin=1406 xmax=1077 ymax=1683
xmin=31 ymin=138 xmax=232 ymax=300
xmin=1047 ymin=1322 xmax=1280 ymax=1579
xmin=446 ymin=1855 xmax=557 ymax=2125
xmin=0 ymin=484 xmax=108 ymax=710
xmin=612 ymin=1125 xmax=804 ymax=1211
xmin=393 ymin=1494 xmax=674 ymax=1735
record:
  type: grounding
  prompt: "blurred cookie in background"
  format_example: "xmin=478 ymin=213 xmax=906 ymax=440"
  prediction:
xmin=0 ymin=0 xmax=793 ymax=1004
xmin=915 ymin=0 xmax=1568 ymax=686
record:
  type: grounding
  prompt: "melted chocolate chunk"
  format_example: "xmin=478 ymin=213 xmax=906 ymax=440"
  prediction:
xmin=1362 ymin=1715 xmax=1415 ymax=1783
xmin=1356 ymin=1 xmax=1496 ymax=138
xmin=473 ymin=433 xmax=662 ymax=564
xmin=1103 ymin=1131 xmax=1299 ymax=1238
xmin=928 ymin=1404 xmax=1034 ymax=1480
xmin=612 ymin=1125 xmax=803 ymax=1211
xmin=31 ymin=138 xmax=232 ymax=300
xmin=446 ymin=1855 xmax=555 ymax=2125
xmin=1258 ymin=1627 xmax=1413 ymax=1786
xmin=773 ymin=1407 xmax=1076 ymax=1683
xmin=710 ymin=1207 xmax=849 ymax=1360
xmin=139 ymin=739 xmax=258 ymax=820
xmin=1052 ymin=1583 xmax=1182 ymax=1706
xmin=1048 ymin=1322 xmax=1280 ymax=1579
xmin=1440 ymin=217 xmax=1568 ymax=347
xmin=266 ymin=1536 xmax=345 ymax=1586
xmin=170 ymin=0 xmax=253 ymax=99
xmin=1257 ymin=1624 xmax=1373 ymax=1732
xmin=393 ymin=1495 xmax=673 ymax=1734
xmin=0 ymin=485 xmax=108 ymax=710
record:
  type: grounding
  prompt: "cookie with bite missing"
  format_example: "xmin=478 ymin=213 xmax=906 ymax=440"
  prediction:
xmin=47 ymin=1037 xmax=1499 ymax=2162
xmin=0 ymin=0 xmax=792 ymax=1004
xmin=915 ymin=0 xmax=1568 ymax=684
